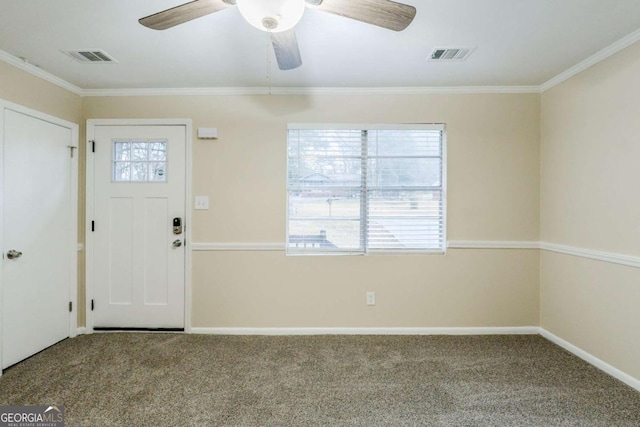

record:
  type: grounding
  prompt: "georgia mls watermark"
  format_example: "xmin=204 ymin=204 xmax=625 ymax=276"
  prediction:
xmin=0 ymin=406 xmax=64 ymax=427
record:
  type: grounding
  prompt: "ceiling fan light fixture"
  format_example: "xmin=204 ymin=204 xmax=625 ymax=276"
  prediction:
xmin=236 ymin=0 xmax=305 ymax=32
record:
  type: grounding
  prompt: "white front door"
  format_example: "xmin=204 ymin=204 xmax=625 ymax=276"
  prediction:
xmin=91 ymin=125 xmax=186 ymax=329
xmin=2 ymin=108 xmax=76 ymax=369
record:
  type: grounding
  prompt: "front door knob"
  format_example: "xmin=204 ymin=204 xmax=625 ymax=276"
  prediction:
xmin=7 ymin=250 xmax=23 ymax=259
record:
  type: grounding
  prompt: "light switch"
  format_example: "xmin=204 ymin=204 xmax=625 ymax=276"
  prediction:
xmin=195 ymin=196 xmax=209 ymax=210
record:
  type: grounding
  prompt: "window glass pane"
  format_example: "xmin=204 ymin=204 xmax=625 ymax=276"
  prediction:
xmin=368 ymin=190 xmax=444 ymax=250
xmin=288 ymin=129 xmax=363 ymax=157
xmin=131 ymin=162 xmax=148 ymax=181
xmin=149 ymin=141 xmax=167 ymax=161
xmin=288 ymin=129 xmax=362 ymax=189
xmin=368 ymin=130 xmax=442 ymax=157
xmin=112 ymin=139 xmax=167 ymax=182
xmin=114 ymin=162 xmax=130 ymax=181
xmin=288 ymin=190 xmax=362 ymax=250
xmin=132 ymin=141 xmax=148 ymax=161
xmin=367 ymin=158 xmax=441 ymax=188
xmin=288 ymin=220 xmax=361 ymax=250
xmin=148 ymin=162 xmax=167 ymax=182
xmin=113 ymin=141 xmax=130 ymax=162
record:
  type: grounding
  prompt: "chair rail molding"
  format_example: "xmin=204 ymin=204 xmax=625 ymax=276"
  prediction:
xmin=190 ymin=240 xmax=640 ymax=270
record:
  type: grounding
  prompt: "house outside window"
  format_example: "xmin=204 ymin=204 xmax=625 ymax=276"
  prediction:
xmin=287 ymin=124 xmax=446 ymax=255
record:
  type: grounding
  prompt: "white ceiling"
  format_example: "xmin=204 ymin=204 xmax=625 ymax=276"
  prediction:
xmin=1 ymin=0 xmax=640 ymax=91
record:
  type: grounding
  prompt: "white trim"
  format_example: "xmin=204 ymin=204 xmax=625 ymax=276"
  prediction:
xmin=85 ymin=118 xmax=193 ymax=333
xmin=69 ymin=120 xmax=79 ymax=339
xmin=0 ymin=50 xmax=83 ymax=96
xmin=189 ymin=240 xmax=640 ymax=270
xmin=190 ymin=241 xmax=540 ymax=251
xmin=288 ymin=123 xmax=446 ymax=131
xmin=541 ymin=28 xmax=640 ymax=92
xmin=539 ymin=328 xmax=640 ymax=392
xmin=76 ymin=327 xmax=87 ymax=335
xmin=184 ymin=123 xmax=193 ymax=333
xmin=191 ymin=326 xmax=539 ymax=336
xmin=540 ymin=242 xmax=640 ymax=269
xmin=84 ymin=135 xmax=95 ymax=334
xmin=81 ymin=86 xmax=541 ymax=97
xmin=448 ymin=240 xmax=539 ymax=249
xmin=77 ymin=243 xmax=84 ymax=252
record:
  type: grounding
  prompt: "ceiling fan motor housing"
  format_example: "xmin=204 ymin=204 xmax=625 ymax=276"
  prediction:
xmin=262 ymin=17 xmax=279 ymax=30
xmin=237 ymin=0 xmax=306 ymax=33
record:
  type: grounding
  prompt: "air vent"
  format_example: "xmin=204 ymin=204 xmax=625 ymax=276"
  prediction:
xmin=428 ymin=47 xmax=475 ymax=61
xmin=62 ymin=49 xmax=117 ymax=64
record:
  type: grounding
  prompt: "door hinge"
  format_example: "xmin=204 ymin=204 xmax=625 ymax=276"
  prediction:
xmin=90 ymin=140 xmax=95 ymax=153
xmin=91 ymin=299 xmax=95 ymax=311
xmin=91 ymin=221 xmax=95 ymax=232
xmin=69 ymin=301 xmax=73 ymax=312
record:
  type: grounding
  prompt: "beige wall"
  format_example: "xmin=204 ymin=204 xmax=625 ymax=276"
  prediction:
xmin=540 ymin=41 xmax=640 ymax=379
xmin=0 ymin=61 xmax=81 ymax=123
xmin=83 ymin=93 xmax=540 ymax=328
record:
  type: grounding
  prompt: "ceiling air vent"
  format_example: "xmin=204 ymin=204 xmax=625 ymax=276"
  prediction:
xmin=428 ymin=47 xmax=475 ymax=61
xmin=62 ymin=49 xmax=117 ymax=64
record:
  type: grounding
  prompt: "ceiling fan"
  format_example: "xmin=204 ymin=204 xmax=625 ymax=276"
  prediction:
xmin=139 ymin=0 xmax=416 ymax=71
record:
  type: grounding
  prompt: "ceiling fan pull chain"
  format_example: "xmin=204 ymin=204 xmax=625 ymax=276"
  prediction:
xmin=266 ymin=30 xmax=272 ymax=95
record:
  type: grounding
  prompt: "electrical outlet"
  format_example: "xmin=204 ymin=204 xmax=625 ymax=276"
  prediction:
xmin=366 ymin=291 xmax=376 ymax=306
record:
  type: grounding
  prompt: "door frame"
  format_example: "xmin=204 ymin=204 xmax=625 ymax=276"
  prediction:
xmin=0 ymin=99 xmax=79 ymax=371
xmin=85 ymin=119 xmax=193 ymax=333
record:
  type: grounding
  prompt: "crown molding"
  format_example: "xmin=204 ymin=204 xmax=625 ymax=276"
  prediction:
xmin=540 ymin=28 xmax=640 ymax=93
xmin=0 ymin=49 xmax=83 ymax=96
xmin=80 ymin=85 xmax=540 ymax=97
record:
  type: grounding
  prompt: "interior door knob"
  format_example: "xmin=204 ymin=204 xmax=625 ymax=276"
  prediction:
xmin=7 ymin=250 xmax=23 ymax=259
xmin=172 ymin=239 xmax=182 ymax=248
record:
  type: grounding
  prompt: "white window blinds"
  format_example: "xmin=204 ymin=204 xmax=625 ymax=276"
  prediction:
xmin=287 ymin=124 xmax=446 ymax=255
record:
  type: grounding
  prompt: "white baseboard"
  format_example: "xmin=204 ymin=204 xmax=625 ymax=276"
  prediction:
xmin=539 ymin=328 xmax=640 ymax=392
xmin=190 ymin=326 xmax=539 ymax=336
xmin=76 ymin=326 xmax=87 ymax=335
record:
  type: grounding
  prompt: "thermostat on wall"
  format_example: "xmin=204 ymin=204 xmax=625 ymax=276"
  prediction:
xmin=197 ymin=127 xmax=218 ymax=139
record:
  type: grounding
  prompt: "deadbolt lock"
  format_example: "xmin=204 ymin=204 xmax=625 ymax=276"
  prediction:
xmin=173 ymin=217 xmax=183 ymax=235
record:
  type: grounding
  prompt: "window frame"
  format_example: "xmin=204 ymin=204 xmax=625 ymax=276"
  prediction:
xmin=286 ymin=123 xmax=447 ymax=256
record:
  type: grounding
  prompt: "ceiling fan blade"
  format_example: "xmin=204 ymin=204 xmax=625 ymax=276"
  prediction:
xmin=271 ymin=29 xmax=303 ymax=71
xmin=309 ymin=0 xmax=416 ymax=31
xmin=139 ymin=0 xmax=232 ymax=30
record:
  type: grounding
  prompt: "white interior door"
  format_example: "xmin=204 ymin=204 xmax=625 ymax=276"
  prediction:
xmin=2 ymin=108 xmax=75 ymax=369
xmin=91 ymin=125 xmax=186 ymax=329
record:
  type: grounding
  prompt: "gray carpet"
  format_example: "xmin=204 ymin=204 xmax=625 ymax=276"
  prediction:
xmin=0 ymin=334 xmax=639 ymax=426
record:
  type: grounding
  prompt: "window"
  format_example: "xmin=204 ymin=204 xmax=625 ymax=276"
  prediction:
xmin=287 ymin=124 xmax=446 ymax=255
xmin=113 ymin=139 xmax=167 ymax=182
